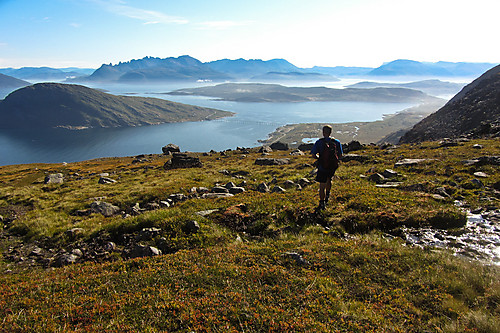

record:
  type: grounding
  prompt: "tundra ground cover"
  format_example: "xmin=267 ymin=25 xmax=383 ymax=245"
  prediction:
xmin=0 ymin=139 xmax=499 ymax=332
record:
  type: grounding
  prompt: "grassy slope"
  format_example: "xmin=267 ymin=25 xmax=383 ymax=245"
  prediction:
xmin=0 ymin=139 xmax=499 ymax=332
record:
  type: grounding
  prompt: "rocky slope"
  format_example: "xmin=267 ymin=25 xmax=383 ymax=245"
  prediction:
xmin=0 ymin=83 xmax=232 ymax=129
xmin=399 ymin=64 xmax=500 ymax=143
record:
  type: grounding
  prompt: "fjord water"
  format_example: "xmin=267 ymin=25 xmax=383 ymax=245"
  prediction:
xmin=0 ymin=82 xmax=416 ymax=166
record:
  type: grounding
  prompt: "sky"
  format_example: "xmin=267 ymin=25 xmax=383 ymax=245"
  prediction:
xmin=0 ymin=0 xmax=499 ymax=69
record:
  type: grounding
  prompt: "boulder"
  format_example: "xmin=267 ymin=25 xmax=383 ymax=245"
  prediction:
xmin=44 ymin=173 xmax=64 ymax=184
xmin=297 ymin=143 xmax=314 ymax=152
xmin=54 ymin=253 xmax=79 ymax=267
xmin=343 ymin=140 xmax=363 ymax=153
xmin=255 ymin=158 xmax=290 ymax=166
xmin=228 ymin=187 xmax=245 ymax=194
xmin=128 ymin=245 xmax=162 ymax=259
xmin=162 ymin=143 xmax=180 ymax=154
xmin=257 ymin=183 xmax=269 ymax=193
xmin=183 ymin=220 xmax=200 ymax=233
xmin=270 ymin=141 xmax=289 ymax=151
xmin=98 ymin=177 xmax=117 ymax=184
xmin=90 ymin=201 xmax=120 ymax=217
xmin=394 ymin=159 xmax=428 ymax=167
xmin=341 ymin=154 xmax=370 ymax=163
xmin=258 ymin=146 xmax=273 ymax=154
xmin=271 ymin=186 xmax=286 ymax=193
xmin=163 ymin=153 xmax=202 ymax=169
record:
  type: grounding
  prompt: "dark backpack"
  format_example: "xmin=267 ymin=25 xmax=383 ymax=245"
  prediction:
xmin=319 ymin=138 xmax=339 ymax=170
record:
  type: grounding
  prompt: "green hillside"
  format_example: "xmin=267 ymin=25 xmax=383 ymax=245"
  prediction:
xmin=0 ymin=138 xmax=499 ymax=332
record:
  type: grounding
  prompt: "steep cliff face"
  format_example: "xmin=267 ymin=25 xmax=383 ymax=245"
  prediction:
xmin=399 ymin=64 xmax=500 ymax=143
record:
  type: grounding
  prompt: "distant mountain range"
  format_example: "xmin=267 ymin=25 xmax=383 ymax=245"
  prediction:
xmin=167 ymin=83 xmax=442 ymax=103
xmin=0 ymin=67 xmax=94 ymax=81
xmin=0 ymin=83 xmax=232 ymax=129
xmin=399 ymin=64 xmax=500 ymax=143
xmin=1 ymin=56 xmax=496 ymax=83
xmin=368 ymin=60 xmax=496 ymax=78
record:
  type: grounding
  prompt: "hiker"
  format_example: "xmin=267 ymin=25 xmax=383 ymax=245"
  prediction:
xmin=311 ymin=125 xmax=343 ymax=209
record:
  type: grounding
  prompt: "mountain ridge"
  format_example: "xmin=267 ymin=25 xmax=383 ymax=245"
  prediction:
xmin=399 ymin=64 xmax=500 ymax=143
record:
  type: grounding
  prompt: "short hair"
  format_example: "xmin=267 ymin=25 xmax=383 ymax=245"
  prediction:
xmin=322 ymin=125 xmax=332 ymax=134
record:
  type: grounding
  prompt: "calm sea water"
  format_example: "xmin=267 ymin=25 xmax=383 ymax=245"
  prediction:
xmin=0 ymin=81 xmax=416 ymax=165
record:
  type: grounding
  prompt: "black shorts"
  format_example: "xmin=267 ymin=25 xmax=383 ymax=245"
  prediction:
xmin=315 ymin=168 xmax=337 ymax=183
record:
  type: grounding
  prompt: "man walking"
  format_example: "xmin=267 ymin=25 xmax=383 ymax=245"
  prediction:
xmin=311 ymin=125 xmax=343 ymax=209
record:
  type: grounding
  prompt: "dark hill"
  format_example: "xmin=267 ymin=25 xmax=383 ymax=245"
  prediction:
xmin=399 ymin=64 xmax=500 ymax=143
xmin=0 ymin=73 xmax=30 ymax=89
xmin=0 ymin=83 xmax=232 ymax=129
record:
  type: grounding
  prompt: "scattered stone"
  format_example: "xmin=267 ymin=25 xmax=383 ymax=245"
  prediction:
xmin=183 ymin=220 xmax=200 ymax=233
xmin=137 ymin=227 xmax=161 ymax=241
xmin=71 ymin=249 xmax=83 ymax=257
xmin=90 ymin=201 xmax=120 ymax=217
xmin=212 ymin=186 xmax=229 ymax=193
xmin=290 ymin=149 xmax=304 ymax=156
xmin=55 ymin=253 xmax=79 ymax=267
xmin=229 ymin=187 xmax=245 ymax=194
xmin=271 ymin=186 xmax=286 ymax=193
xmin=258 ymin=146 xmax=273 ymax=154
xmin=225 ymin=182 xmax=236 ymax=189
xmin=473 ymin=172 xmax=489 ymax=178
xmin=98 ymin=177 xmax=117 ymax=184
xmin=472 ymin=144 xmax=483 ymax=149
xmin=394 ymin=159 xmax=428 ymax=167
xmin=144 ymin=202 xmax=161 ymax=210
xmin=297 ymin=143 xmax=314 ymax=151
xmin=44 ymin=173 xmax=64 ymax=184
xmin=343 ymin=140 xmax=363 ymax=153
xmin=298 ymin=178 xmax=311 ymax=187
xmin=169 ymin=194 xmax=186 ymax=203
xmin=382 ymin=169 xmax=399 ymax=178
xmin=255 ymin=158 xmax=290 ymax=166
xmin=128 ymin=245 xmax=162 ymax=259
xmin=270 ymin=141 xmax=289 ymax=151
xmin=202 ymin=193 xmax=234 ymax=199
xmin=375 ymin=183 xmax=402 ymax=188
xmin=368 ymin=173 xmax=385 ymax=184
xmin=282 ymin=252 xmax=309 ymax=266
xmin=65 ymin=228 xmax=84 ymax=239
xmin=195 ymin=209 xmax=219 ymax=217
xmin=284 ymin=180 xmax=297 ymax=189
xmin=435 ymin=187 xmax=451 ymax=198
xmin=432 ymin=194 xmax=448 ymax=201
xmin=162 ymin=143 xmax=181 ymax=154
xmin=104 ymin=242 xmax=116 ymax=252
xmin=164 ymin=153 xmax=202 ymax=169
xmin=341 ymin=154 xmax=370 ymax=163
xmin=257 ymin=183 xmax=269 ymax=193
xmin=160 ymin=201 xmax=171 ymax=208
xmin=30 ymin=246 xmax=43 ymax=257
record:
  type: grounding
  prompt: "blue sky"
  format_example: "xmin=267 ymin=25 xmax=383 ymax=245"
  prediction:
xmin=0 ymin=0 xmax=498 ymax=69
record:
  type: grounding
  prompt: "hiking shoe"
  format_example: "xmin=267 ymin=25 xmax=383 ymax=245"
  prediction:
xmin=318 ymin=201 xmax=326 ymax=210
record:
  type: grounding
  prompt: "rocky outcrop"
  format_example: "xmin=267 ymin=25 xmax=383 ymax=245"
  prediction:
xmin=163 ymin=153 xmax=203 ymax=169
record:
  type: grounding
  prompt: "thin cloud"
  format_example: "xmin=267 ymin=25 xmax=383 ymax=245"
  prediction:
xmin=70 ymin=23 xmax=82 ymax=28
xmin=197 ymin=20 xmax=254 ymax=30
xmin=88 ymin=0 xmax=188 ymax=25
